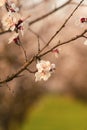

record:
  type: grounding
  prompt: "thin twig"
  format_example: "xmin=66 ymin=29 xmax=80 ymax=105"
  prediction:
xmin=38 ymin=0 xmax=84 ymax=54
xmin=0 ymin=29 xmax=86 ymax=84
xmin=0 ymin=0 xmax=71 ymax=35
xmin=71 ymin=1 xmax=87 ymax=7
xmin=26 ymin=68 xmax=37 ymax=74
xmin=39 ymin=30 xmax=87 ymax=57
xmin=20 ymin=43 xmax=27 ymax=62
xmin=28 ymin=27 xmax=46 ymax=44
xmin=37 ymin=36 xmax=40 ymax=53
xmin=0 ymin=0 xmax=85 ymax=85
xmin=29 ymin=0 xmax=72 ymax=25
xmin=0 ymin=56 xmax=35 ymax=84
xmin=83 ymin=35 xmax=87 ymax=39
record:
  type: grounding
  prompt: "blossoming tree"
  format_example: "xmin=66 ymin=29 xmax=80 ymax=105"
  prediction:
xmin=0 ymin=0 xmax=86 ymax=84
xmin=0 ymin=0 xmax=87 ymax=129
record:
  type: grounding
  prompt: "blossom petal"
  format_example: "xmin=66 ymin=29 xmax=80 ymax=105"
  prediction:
xmin=35 ymin=72 xmax=42 ymax=82
xmin=84 ymin=40 xmax=87 ymax=45
xmin=35 ymin=60 xmax=55 ymax=82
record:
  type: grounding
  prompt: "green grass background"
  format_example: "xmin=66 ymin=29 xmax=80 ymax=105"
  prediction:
xmin=22 ymin=95 xmax=87 ymax=130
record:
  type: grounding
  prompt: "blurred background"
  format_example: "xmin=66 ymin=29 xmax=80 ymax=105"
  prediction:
xmin=0 ymin=0 xmax=87 ymax=130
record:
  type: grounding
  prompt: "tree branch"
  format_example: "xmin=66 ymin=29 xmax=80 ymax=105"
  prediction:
xmin=0 ymin=30 xmax=10 ymax=35
xmin=0 ymin=29 xmax=86 ymax=84
xmin=38 ymin=0 xmax=84 ymax=54
xmin=71 ymin=1 xmax=87 ymax=7
xmin=0 ymin=56 xmax=35 ymax=84
xmin=39 ymin=29 xmax=87 ymax=57
xmin=0 ymin=0 xmax=71 ymax=35
xmin=0 ymin=0 xmax=85 ymax=85
xmin=29 ymin=0 xmax=72 ymax=25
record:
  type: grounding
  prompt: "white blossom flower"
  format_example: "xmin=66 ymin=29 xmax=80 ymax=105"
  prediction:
xmin=36 ymin=60 xmax=51 ymax=72
xmin=84 ymin=40 xmax=87 ymax=45
xmin=1 ymin=11 xmax=21 ymax=31
xmin=8 ymin=32 xmax=19 ymax=44
xmin=1 ymin=12 xmax=14 ymax=31
xmin=0 ymin=0 xmax=6 ymax=7
xmin=8 ymin=2 xmax=19 ymax=12
xmin=35 ymin=71 xmax=51 ymax=81
xmin=35 ymin=60 xmax=55 ymax=81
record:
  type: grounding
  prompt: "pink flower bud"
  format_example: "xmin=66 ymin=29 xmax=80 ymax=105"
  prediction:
xmin=13 ymin=36 xmax=20 ymax=45
xmin=52 ymin=49 xmax=59 ymax=58
xmin=80 ymin=18 xmax=87 ymax=23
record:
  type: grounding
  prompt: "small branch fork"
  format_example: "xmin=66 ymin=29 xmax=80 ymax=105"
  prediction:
xmin=37 ymin=0 xmax=85 ymax=55
xmin=39 ymin=30 xmax=87 ymax=57
xmin=0 ymin=0 xmax=86 ymax=85
xmin=0 ymin=56 xmax=35 ymax=85
xmin=0 ymin=29 xmax=86 ymax=85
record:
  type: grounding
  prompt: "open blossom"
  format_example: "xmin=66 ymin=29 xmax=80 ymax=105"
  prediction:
xmin=35 ymin=60 xmax=55 ymax=81
xmin=6 ymin=2 xmax=19 ymax=12
xmin=1 ymin=11 xmax=21 ymax=31
xmin=8 ymin=32 xmax=19 ymax=44
xmin=11 ymin=3 xmax=19 ymax=12
xmin=1 ymin=12 xmax=15 ymax=31
xmin=0 ymin=0 xmax=6 ymax=7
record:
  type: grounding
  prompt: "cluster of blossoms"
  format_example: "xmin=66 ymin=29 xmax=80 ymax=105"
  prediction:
xmin=0 ymin=0 xmax=57 ymax=82
xmin=35 ymin=60 xmax=55 ymax=81
xmin=33 ymin=19 xmax=86 ymax=81
xmin=0 ymin=1 xmax=86 ymax=82
xmin=1 ymin=0 xmax=24 ymax=45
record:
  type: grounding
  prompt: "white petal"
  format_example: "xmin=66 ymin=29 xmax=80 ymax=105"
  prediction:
xmin=36 ymin=63 xmax=42 ymax=71
xmin=40 ymin=60 xmax=51 ymax=71
xmin=42 ymin=72 xmax=51 ymax=81
xmin=35 ymin=72 xmax=42 ymax=82
xmin=84 ymin=40 xmax=87 ymax=45
xmin=10 ymin=25 xmax=15 ymax=31
xmin=51 ymin=64 xmax=56 ymax=70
